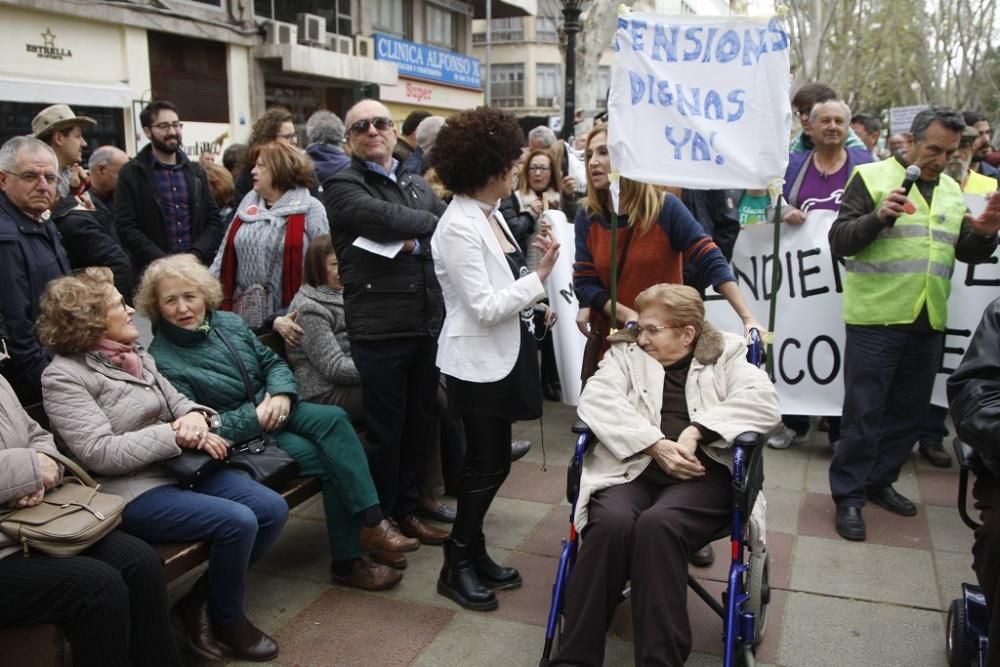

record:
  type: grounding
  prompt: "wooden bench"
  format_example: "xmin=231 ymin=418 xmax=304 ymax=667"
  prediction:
xmin=5 ymin=331 xmax=321 ymax=663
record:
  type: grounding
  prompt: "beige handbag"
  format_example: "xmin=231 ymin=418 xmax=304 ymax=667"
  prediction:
xmin=0 ymin=451 xmax=125 ymax=557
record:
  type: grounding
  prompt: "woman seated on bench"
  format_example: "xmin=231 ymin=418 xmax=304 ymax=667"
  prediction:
xmin=0 ymin=375 xmax=182 ymax=667
xmin=37 ymin=267 xmax=288 ymax=663
xmin=551 ymin=284 xmax=779 ymax=667
xmin=136 ymin=255 xmax=415 ymax=591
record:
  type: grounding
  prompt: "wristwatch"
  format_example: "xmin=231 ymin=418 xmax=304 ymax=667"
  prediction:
xmin=197 ymin=411 xmax=221 ymax=430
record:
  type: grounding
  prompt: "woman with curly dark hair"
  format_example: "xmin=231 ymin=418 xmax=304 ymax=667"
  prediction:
xmin=233 ymin=107 xmax=297 ymax=204
xmin=429 ymin=106 xmax=560 ymax=611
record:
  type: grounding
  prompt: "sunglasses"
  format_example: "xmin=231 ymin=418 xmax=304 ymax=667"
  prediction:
xmin=349 ymin=116 xmax=394 ymax=134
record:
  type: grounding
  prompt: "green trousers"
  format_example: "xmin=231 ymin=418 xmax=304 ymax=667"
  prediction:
xmin=276 ymin=401 xmax=380 ymax=560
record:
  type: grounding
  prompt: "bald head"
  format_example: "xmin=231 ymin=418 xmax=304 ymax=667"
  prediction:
xmin=344 ymin=99 xmax=397 ymax=169
xmin=87 ymin=145 xmax=129 ymax=200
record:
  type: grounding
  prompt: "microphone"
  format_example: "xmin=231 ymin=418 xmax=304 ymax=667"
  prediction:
xmin=888 ymin=165 xmax=921 ymax=225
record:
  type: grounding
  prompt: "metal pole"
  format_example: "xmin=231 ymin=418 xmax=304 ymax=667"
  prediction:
xmin=485 ymin=0 xmax=492 ymax=106
xmin=562 ymin=2 xmax=582 ymax=142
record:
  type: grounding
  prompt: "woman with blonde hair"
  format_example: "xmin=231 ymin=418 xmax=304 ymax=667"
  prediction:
xmin=37 ymin=267 xmax=287 ymax=662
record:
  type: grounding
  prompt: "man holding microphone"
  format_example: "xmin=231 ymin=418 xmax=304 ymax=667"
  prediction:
xmin=827 ymin=107 xmax=1000 ymax=541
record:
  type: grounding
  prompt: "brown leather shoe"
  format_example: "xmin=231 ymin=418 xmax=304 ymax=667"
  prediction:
xmin=213 ymin=614 xmax=278 ymax=662
xmin=331 ymin=557 xmax=403 ymax=591
xmin=397 ymin=513 xmax=449 ymax=545
xmin=372 ymin=550 xmax=408 ymax=570
xmin=360 ymin=519 xmax=420 ymax=553
xmin=174 ymin=586 xmax=223 ymax=660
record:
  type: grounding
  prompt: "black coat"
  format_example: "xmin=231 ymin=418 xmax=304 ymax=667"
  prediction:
xmin=0 ymin=193 xmax=71 ymax=403
xmin=323 ymin=158 xmax=447 ymax=341
xmin=948 ymin=297 xmax=1000 ymax=476
xmin=113 ymin=145 xmax=224 ymax=279
xmin=52 ymin=194 xmax=133 ymax=299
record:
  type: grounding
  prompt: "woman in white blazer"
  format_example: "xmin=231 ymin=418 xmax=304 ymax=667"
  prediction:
xmin=429 ymin=107 xmax=560 ymax=612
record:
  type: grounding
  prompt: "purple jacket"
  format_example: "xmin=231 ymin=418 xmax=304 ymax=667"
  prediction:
xmin=783 ymin=146 xmax=874 ymax=208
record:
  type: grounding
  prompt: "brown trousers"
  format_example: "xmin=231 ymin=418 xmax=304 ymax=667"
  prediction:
xmin=552 ymin=454 xmax=732 ymax=667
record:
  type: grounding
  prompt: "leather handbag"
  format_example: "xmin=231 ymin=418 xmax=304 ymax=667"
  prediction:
xmin=0 ymin=451 xmax=125 ymax=557
xmin=162 ymin=448 xmax=226 ymax=489
xmin=214 ymin=328 xmax=300 ymax=489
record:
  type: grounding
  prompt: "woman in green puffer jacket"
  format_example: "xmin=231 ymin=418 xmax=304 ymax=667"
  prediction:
xmin=137 ymin=254 xmax=420 ymax=592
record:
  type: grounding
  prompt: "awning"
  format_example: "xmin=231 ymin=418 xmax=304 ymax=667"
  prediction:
xmin=253 ymin=44 xmax=398 ymax=86
xmin=467 ymin=0 xmax=536 ymax=19
xmin=0 ymin=75 xmax=133 ymax=108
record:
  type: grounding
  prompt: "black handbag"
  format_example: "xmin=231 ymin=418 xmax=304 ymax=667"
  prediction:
xmin=213 ymin=328 xmax=300 ymax=490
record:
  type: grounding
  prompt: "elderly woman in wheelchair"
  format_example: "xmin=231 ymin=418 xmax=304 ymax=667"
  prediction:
xmin=550 ymin=284 xmax=780 ymax=667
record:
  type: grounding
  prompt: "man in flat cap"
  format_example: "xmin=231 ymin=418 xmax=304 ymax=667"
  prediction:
xmin=31 ymin=103 xmax=96 ymax=200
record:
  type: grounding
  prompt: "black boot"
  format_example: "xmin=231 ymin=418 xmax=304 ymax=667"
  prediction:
xmin=437 ymin=539 xmax=498 ymax=611
xmin=471 ymin=534 xmax=522 ymax=590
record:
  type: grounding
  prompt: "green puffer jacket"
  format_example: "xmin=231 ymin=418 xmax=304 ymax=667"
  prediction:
xmin=149 ymin=310 xmax=299 ymax=444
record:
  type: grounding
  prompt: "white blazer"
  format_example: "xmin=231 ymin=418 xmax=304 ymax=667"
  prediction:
xmin=432 ymin=194 xmax=547 ymax=383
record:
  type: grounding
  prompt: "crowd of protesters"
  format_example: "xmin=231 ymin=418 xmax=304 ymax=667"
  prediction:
xmin=1 ymin=83 xmax=1000 ymax=667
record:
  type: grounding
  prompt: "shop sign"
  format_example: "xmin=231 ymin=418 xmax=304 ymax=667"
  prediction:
xmin=373 ymin=33 xmax=481 ymax=90
xmin=25 ymin=28 xmax=73 ymax=60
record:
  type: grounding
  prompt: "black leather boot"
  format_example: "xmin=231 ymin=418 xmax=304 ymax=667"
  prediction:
xmin=437 ymin=538 xmax=498 ymax=611
xmin=214 ymin=613 xmax=278 ymax=662
xmin=471 ymin=534 xmax=522 ymax=590
xmin=174 ymin=579 xmax=223 ymax=660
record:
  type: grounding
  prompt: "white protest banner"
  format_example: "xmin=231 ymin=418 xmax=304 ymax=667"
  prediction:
xmin=607 ymin=13 xmax=792 ymax=190
xmin=705 ymin=211 xmax=1000 ymax=414
xmin=542 ymin=210 xmax=586 ymax=406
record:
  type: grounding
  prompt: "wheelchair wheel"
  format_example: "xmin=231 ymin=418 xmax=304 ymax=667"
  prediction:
xmin=947 ymin=598 xmax=971 ymax=667
xmin=747 ymin=548 xmax=770 ymax=645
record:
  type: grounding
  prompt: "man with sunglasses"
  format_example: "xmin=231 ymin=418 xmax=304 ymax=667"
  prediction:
xmin=0 ymin=137 xmax=71 ymax=403
xmin=114 ymin=100 xmax=225 ymax=281
xmin=323 ymin=99 xmax=450 ymax=549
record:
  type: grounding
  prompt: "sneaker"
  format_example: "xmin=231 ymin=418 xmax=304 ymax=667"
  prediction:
xmin=767 ymin=426 xmax=808 ymax=449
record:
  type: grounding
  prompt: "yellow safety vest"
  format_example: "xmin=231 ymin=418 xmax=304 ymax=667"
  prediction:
xmin=965 ymin=170 xmax=999 ymax=194
xmin=843 ymin=159 xmax=967 ymax=330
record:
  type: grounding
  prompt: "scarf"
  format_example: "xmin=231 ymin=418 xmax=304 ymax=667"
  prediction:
xmin=94 ymin=338 xmax=143 ymax=379
xmin=219 ymin=213 xmax=306 ymax=311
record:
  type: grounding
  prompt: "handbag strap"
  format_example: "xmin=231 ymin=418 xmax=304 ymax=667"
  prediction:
xmin=40 ymin=450 xmax=99 ymax=488
xmin=213 ymin=327 xmax=258 ymax=406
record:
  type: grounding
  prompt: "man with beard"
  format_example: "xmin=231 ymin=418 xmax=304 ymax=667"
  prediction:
xmin=964 ymin=111 xmax=1000 ymax=179
xmin=114 ymin=100 xmax=224 ymax=280
xmin=828 ymin=107 xmax=1000 ymax=541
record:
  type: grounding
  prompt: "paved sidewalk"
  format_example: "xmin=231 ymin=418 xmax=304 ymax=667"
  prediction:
xmin=174 ymin=402 xmax=970 ymax=667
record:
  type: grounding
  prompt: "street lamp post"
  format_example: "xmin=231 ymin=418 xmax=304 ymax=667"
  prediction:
xmin=561 ymin=0 xmax=583 ymax=142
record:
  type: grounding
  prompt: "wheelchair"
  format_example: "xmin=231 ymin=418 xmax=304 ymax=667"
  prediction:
xmin=945 ymin=437 xmax=990 ymax=667
xmin=539 ymin=330 xmax=771 ymax=667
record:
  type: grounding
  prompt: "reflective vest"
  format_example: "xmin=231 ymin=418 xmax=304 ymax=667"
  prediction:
xmin=965 ymin=170 xmax=998 ymax=194
xmin=843 ymin=159 xmax=966 ymax=330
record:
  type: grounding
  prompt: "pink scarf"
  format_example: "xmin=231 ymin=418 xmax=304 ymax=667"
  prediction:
xmin=94 ymin=339 xmax=143 ymax=379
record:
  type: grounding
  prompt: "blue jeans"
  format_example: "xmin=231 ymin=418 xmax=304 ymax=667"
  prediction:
xmin=830 ymin=325 xmax=943 ymax=507
xmin=121 ymin=470 xmax=288 ymax=624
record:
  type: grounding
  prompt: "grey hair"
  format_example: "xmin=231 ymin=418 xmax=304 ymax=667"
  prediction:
xmin=527 ymin=125 xmax=557 ymax=147
xmin=415 ymin=116 xmax=445 ymax=152
xmin=910 ymin=106 xmax=966 ymax=142
xmin=809 ymin=99 xmax=851 ymax=125
xmin=0 ymin=136 xmax=58 ymax=172
xmin=306 ymin=110 xmax=345 ymax=146
xmin=87 ymin=145 xmax=125 ymax=171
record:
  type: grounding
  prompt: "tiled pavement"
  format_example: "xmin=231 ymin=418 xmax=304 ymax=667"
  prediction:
xmin=174 ymin=402 xmax=973 ymax=667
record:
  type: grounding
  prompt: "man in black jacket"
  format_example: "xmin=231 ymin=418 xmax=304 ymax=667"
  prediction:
xmin=324 ymin=99 xmax=449 ymax=547
xmin=114 ymin=100 xmax=224 ymax=281
xmin=948 ymin=297 xmax=1000 ymax=665
xmin=52 ymin=146 xmax=133 ymax=299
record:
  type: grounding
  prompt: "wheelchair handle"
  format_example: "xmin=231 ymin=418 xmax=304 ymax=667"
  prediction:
xmin=746 ymin=327 xmax=763 ymax=367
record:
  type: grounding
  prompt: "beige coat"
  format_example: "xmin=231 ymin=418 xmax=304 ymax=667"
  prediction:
xmin=41 ymin=348 xmax=214 ymax=502
xmin=575 ymin=323 xmax=780 ymax=532
xmin=0 ymin=376 xmax=64 ymax=559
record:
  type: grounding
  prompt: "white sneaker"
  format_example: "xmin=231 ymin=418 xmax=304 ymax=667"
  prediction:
xmin=767 ymin=426 xmax=808 ymax=449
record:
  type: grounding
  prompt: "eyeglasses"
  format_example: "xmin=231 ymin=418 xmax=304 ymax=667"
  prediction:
xmin=2 ymin=169 xmax=58 ymax=186
xmin=150 ymin=121 xmax=184 ymax=131
xmin=276 ymin=131 xmax=298 ymax=143
xmin=528 ymin=165 xmax=551 ymax=172
xmin=349 ymin=116 xmax=394 ymax=135
xmin=635 ymin=324 xmax=684 ymax=338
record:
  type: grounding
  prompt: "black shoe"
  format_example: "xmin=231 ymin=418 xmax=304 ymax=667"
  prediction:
xmin=510 ymin=439 xmax=531 ymax=463
xmin=418 ymin=497 xmax=457 ymax=523
xmin=213 ymin=614 xmax=278 ymax=662
xmin=471 ymin=535 xmax=522 ymax=590
xmin=919 ymin=443 xmax=952 ymax=468
xmin=542 ymin=380 xmax=561 ymax=402
xmin=835 ymin=505 xmax=866 ymax=541
xmin=689 ymin=544 xmax=714 ymax=567
xmin=866 ymin=485 xmax=918 ymax=516
xmin=437 ymin=539 xmax=498 ymax=611
xmin=174 ymin=581 xmax=223 ymax=660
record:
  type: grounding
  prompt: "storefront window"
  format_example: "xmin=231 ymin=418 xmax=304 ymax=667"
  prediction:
xmin=536 ymin=64 xmax=560 ymax=108
xmin=426 ymin=5 xmax=456 ymax=49
xmin=491 ymin=64 xmax=524 ymax=108
xmin=374 ymin=0 xmax=408 ymax=39
xmin=536 ymin=16 xmax=558 ymax=42
xmin=0 ymin=102 xmax=124 ymax=157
